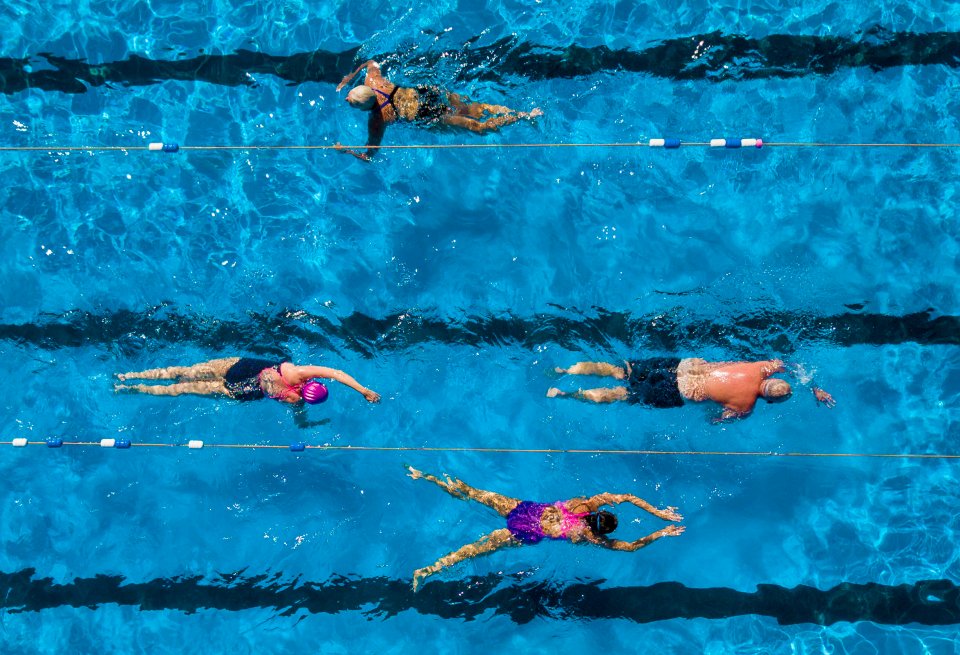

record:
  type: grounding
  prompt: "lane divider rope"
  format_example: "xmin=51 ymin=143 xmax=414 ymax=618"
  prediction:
xmin=3 ymin=139 xmax=960 ymax=153
xmin=4 ymin=438 xmax=958 ymax=459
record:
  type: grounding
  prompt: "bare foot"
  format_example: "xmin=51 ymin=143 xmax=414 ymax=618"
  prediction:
xmin=553 ymin=367 xmax=568 ymax=375
xmin=529 ymin=108 xmax=543 ymax=118
xmin=546 ymin=387 xmax=563 ymax=398
xmin=114 ymin=384 xmax=131 ymax=393
xmin=115 ymin=373 xmax=127 ymax=381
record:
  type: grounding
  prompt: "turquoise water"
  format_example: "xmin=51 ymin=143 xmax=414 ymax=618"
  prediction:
xmin=0 ymin=0 xmax=959 ymax=652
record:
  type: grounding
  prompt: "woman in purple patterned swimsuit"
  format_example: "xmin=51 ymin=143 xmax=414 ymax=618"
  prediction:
xmin=405 ymin=466 xmax=685 ymax=591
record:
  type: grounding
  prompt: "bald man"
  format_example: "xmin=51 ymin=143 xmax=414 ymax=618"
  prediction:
xmin=547 ymin=358 xmax=834 ymax=421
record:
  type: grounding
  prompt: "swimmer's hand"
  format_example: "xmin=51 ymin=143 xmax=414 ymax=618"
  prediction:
xmin=336 ymin=76 xmax=352 ymax=92
xmin=659 ymin=506 xmax=683 ymax=522
xmin=812 ymin=387 xmax=836 ymax=408
xmin=713 ymin=408 xmax=744 ymax=423
xmin=363 ymin=389 xmax=381 ymax=403
xmin=334 ymin=142 xmax=371 ymax=162
xmin=662 ymin=525 xmax=685 ymax=537
xmin=519 ymin=108 xmax=543 ymax=120
xmin=406 ymin=465 xmax=423 ymax=480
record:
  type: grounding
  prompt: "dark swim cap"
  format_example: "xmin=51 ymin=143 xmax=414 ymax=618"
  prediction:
xmin=588 ymin=511 xmax=618 ymax=535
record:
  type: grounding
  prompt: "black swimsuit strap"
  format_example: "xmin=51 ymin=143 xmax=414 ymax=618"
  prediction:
xmin=376 ymin=86 xmax=399 ymax=109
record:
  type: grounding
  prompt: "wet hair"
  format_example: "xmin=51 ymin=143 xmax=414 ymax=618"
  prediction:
xmin=761 ymin=378 xmax=792 ymax=402
xmin=346 ymin=85 xmax=376 ymax=109
xmin=586 ymin=511 xmax=618 ymax=535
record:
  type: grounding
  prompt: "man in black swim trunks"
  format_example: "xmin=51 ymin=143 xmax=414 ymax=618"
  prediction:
xmin=334 ymin=60 xmax=543 ymax=161
xmin=547 ymin=357 xmax=836 ymax=421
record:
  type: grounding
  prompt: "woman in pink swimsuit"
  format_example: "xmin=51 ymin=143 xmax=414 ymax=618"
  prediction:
xmin=115 ymin=357 xmax=380 ymax=404
xmin=405 ymin=466 xmax=684 ymax=591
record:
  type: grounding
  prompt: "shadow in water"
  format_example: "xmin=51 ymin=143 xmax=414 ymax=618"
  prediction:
xmin=0 ymin=306 xmax=957 ymax=359
xmin=4 ymin=27 xmax=960 ymax=95
xmin=1 ymin=569 xmax=959 ymax=625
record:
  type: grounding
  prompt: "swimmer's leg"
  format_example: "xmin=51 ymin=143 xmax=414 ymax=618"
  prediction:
xmin=406 ymin=466 xmax=519 ymax=516
xmin=554 ymin=361 xmax=627 ymax=379
xmin=114 ymin=381 xmax=229 ymax=397
xmin=413 ymin=528 xmax=517 ymax=591
xmin=446 ymin=93 xmax=515 ymax=118
xmin=441 ymin=113 xmax=522 ymax=134
xmin=546 ymin=386 xmax=628 ymax=403
xmin=116 ymin=358 xmax=238 ymax=382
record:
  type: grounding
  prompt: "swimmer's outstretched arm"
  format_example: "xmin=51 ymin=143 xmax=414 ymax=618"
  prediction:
xmin=336 ymin=59 xmax=379 ymax=91
xmin=581 ymin=493 xmax=683 ymax=522
xmin=291 ymin=365 xmax=380 ymax=402
xmin=587 ymin=525 xmax=685 ymax=552
xmin=412 ymin=528 xmax=516 ymax=592
xmin=406 ymin=465 xmax=469 ymax=501
xmin=335 ymin=112 xmax=386 ymax=162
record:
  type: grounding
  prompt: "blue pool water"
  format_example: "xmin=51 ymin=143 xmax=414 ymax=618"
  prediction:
xmin=1 ymin=0 xmax=959 ymax=652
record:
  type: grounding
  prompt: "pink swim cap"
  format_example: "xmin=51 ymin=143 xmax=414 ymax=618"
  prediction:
xmin=301 ymin=380 xmax=329 ymax=404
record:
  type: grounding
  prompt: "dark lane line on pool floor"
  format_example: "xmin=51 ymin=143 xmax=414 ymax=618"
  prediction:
xmin=0 ymin=306 xmax=956 ymax=356
xmin=4 ymin=27 xmax=960 ymax=95
xmin=1 ymin=568 xmax=958 ymax=625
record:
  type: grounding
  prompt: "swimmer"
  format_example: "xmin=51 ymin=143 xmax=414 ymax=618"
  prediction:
xmin=115 ymin=357 xmax=380 ymax=404
xmin=547 ymin=357 xmax=835 ymax=421
xmin=406 ymin=465 xmax=684 ymax=591
xmin=334 ymin=60 xmax=543 ymax=161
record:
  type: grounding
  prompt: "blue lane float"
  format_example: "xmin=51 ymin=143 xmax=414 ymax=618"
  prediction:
xmin=46 ymin=437 xmax=63 ymax=448
xmin=147 ymin=142 xmax=180 ymax=153
xmin=648 ymin=138 xmax=682 ymax=148
xmin=710 ymin=138 xmax=763 ymax=148
xmin=290 ymin=442 xmax=306 ymax=452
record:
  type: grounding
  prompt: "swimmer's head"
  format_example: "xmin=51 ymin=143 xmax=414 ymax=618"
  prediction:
xmin=301 ymin=380 xmax=329 ymax=404
xmin=586 ymin=511 xmax=618 ymax=535
xmin=346 ymin=85 xmax=377 ymax=110
xmin=760 ymin=378 xmax=792 ymax=403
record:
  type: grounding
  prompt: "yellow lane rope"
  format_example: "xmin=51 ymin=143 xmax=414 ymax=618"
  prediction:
xmin=3 ymin=440 xmax=959 ymax=459
xmin=2 ymin=141 xmax=960 ymax=152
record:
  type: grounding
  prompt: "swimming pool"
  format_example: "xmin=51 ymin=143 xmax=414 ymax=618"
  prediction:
xmin=0 ymin=0 xmax=959 ymax=651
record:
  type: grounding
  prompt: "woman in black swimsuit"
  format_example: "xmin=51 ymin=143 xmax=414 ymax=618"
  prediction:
xmin=334 ymin=60 xmax=543 ymax=161
xmin=115 ymin=357 xmax=380 ymax=404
